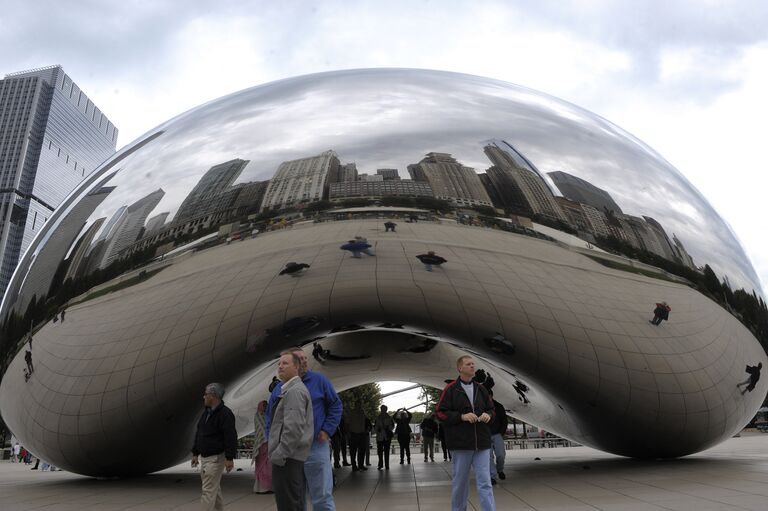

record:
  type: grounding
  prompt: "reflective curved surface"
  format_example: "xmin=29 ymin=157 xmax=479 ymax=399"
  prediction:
xmin=0 ymin=69 xmax=765 ymax=476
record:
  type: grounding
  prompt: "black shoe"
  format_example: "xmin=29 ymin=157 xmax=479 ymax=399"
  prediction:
xmin=407 ymin=460 xmax=411 ymax=464
xmin=342 ymin=462 xmax=351 ymax=466
xmin=424 ymin=458 xmax=428 ymax=462
xmin=491 ymin=479 xmax=497 ymax=486
xmin=400 ymin=460 xmax=404 ymax=464
xmin=360 ymin=466 xmax=368 ymax=471
xmin=352 ymin=466 xmax=358 ymax=472
xmin=377 ymin=466 xmax=383 ymax=471
xmin=334 ymin=463 xmax=341 ymax=468
xmin=498 ymin=471 xmax=506 ymax=480
xmin=430 ymin=458 xmax=434 ymax=462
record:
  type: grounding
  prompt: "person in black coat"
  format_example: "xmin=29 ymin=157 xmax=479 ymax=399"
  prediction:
xmin=415 ymin=251 xmax=447 ymax=272
xmin=488 ymin=392 xmax=508 ymax=483
xmin=437 ymin=355 xmax=496 ymax=511
xmin=650 ymin=302 xmax=670 ymax=325
xmin=420 ymin=413 xmax=438 ymax=462
xmin=191 ymin=383 xmax=238 ymax=511
xmin=438 ymin=421 xmax=451 ymax=461
xmin=738 ymin=363 xmax=763 ymax=394
xmin=279 ymin=262 xmax=310 ymax=276
xmin=394 ymin=408 xmax=413 ymax=464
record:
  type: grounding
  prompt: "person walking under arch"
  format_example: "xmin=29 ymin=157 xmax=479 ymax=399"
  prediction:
xmin=488 ymin=391 xmax=508 ymax=484
xmin=420 ymin=412 xmax=438 ymax=462
xmin=437 ymin=355 xmax=496 ymax=511
xmin=374 ymin=405 xmax=395 ymax=470
xmin=394 ymin=408 xmax=413 ymax=464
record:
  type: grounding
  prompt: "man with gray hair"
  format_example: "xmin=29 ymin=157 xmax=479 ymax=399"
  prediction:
xmin=191 ymin=383 xmax=238 ymax=511
xmin=269 ymin=350 xmax=314 ymax=510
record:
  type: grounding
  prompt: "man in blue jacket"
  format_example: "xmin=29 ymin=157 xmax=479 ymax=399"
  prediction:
xmin=437 ymin=355 xmax=496 ymax=511
xmin=267 ymin=346 xmax=343 ymax=511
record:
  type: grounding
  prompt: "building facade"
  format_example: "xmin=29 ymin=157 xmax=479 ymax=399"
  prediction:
xmin=329 ymin=179 xmax=433 ymax=201
xmin=407 ymin=152 xmax=491 ymax=207
xmin=0 ymin=65 xmax=117 ymax=295
xmin=260 ymin=150 xmax=340 ymax=211
xmin=376 ymin=168 xmax=400 ymax=180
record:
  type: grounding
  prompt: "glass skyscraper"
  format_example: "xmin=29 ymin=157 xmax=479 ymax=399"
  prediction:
xmin=0 ymin=65 xmax=117 ymax=297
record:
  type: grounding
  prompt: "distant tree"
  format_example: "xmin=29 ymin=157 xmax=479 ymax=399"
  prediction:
xmin=340 ymin=198 xmax=372 ymax=208
xmin=472 ymin=205 xmax=497 ymax=217
xmin=339 ymin=383 xmax=382 ymax=422
xmin=419 ymin=385 xmax=443 ymax=413
xmin=380 ymin=196 xmax=415 ymax=208
xmin=302 ymin=200 xmax=332 ymax=213
xmin=413 ymin=197 xmax=453 ymax=212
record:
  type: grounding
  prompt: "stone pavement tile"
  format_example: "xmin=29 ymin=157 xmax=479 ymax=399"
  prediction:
xmin=651 ymin=498 xmax=747 ymax=511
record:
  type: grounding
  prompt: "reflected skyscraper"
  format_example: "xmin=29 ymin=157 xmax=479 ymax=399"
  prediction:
xmin=0 ymin=65 xmax=117 ymax=295
xmin=62 ymin=217 xmax=105 ymax=282
xmin=261 ymin=150 xmax=341 ymax=211
xmin=549 ymin=171 xmax=623 ymax=214
xmin=13 ymin=185 xmax=115 ymax=313
xmin=339 ymin=163 xmax=359 ymax=182
xmin=376 ymin=169 xmax=400 ymax=180
xmin=143 ymin=212 xmax=170 ymax=236
xmin=99 ymin=189 xmax=165 ymax=269
xmin=483 ymin=141 xmax=567 ymax=221
xmin=407 ymin=152 xmax=492 ymax=207
xmin=175 ymin=159 xmax=248 ymax=223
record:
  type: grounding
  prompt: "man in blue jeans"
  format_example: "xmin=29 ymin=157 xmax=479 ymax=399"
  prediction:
xmin=267 ymin=346 xmax=342 ymax=511
xmin=437 ymin=355 xmax=496 ymax=511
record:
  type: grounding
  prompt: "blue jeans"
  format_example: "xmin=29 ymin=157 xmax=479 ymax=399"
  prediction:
xmin=304 ymin=440 xmax=336 ymax=511
xmin=489 ymin=434 xmax=505 ymax=479
xmin=451 ymin=449 xmax=495 ymax=511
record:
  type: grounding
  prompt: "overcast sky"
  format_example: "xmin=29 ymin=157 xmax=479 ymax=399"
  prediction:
xmin=3 ymin=0 xmax=767 ymax=408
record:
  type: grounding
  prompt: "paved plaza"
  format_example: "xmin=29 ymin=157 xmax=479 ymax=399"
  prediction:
xmin=3 ymin=434 xmax=768 ymax=510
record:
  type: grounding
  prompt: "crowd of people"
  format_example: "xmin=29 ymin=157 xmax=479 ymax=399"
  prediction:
xmin=191 ymin=351 xmax=505 ymax=510
xmin=7 ymin=442 xmax=58 ymax=471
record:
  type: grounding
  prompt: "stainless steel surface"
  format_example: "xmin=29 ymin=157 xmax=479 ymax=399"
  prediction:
xmin=0 ymin=69 xmax=764 ymax=476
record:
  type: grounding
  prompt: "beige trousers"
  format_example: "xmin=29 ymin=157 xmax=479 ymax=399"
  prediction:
xmin=200 ymin=453 xmax=225 ymax=511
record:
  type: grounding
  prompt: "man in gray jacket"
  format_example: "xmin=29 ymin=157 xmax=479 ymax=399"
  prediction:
xmin=269 ymin=350 xmax=314 ymax=511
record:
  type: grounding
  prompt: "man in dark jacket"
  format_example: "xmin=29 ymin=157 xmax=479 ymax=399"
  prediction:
xmin=420 ymin=412 xmax=438 ymax=462
xmin=488 ymin=392 xmax=508 ymax=483
xmin=415 ymin=251 xmax=447 ymax=272
xmin=191 ymin=382 xmax=238 ymax=511
xmin=437 ymin=355 xmax=496 ymax=511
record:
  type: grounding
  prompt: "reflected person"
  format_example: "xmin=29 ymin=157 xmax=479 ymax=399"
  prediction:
xmin=737 ymin=363 xmax=762 ymax=395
